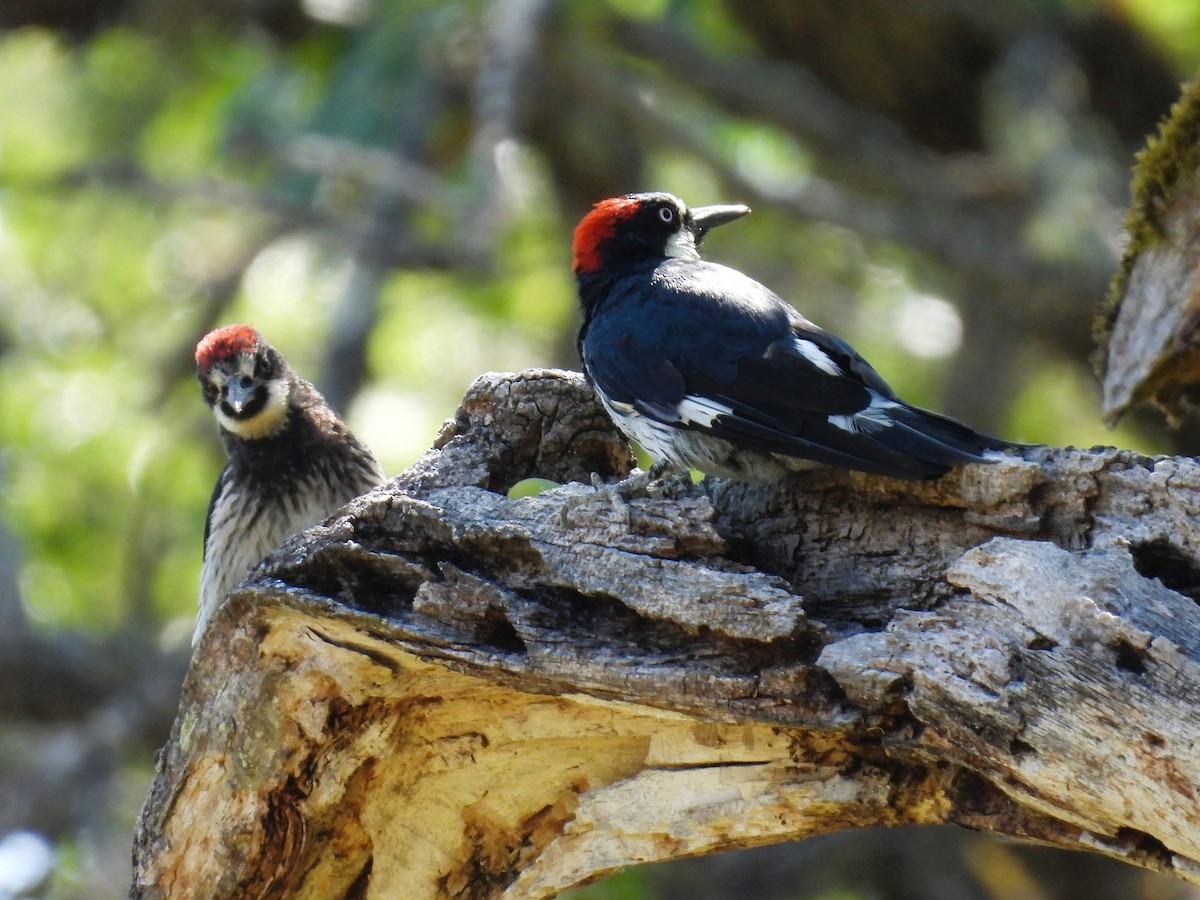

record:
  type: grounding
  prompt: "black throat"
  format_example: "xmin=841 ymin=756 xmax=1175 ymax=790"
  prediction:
xmin=575 ymin=262 xmax=658 ymax=356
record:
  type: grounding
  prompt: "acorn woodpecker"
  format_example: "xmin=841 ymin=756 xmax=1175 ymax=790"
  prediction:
xmin=193 ymin=325 xmax=385 ymax=644
xmin=573 ymin=192 xmax=1018 ymax=481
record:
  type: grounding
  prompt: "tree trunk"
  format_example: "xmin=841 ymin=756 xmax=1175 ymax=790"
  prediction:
xmin=131 ymin=368 xmax=1200 ymax=898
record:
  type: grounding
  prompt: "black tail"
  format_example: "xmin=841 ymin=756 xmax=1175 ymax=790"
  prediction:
xmin=877 ymin=402 xmax=1023 ymax=477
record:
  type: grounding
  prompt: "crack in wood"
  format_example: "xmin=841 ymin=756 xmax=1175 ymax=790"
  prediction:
xmin=305 ymin=627 xmax=403 ymax=673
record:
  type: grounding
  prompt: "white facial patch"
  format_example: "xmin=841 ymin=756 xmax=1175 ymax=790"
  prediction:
xmin=676 ymin=395 xmax=733 ymax=428
xmin=794 ymin=338 xmax=843 ymax=376
xmin=214 ymin=375 xmax=291 ymax=440
xmin=663 ymin=228 xmax=701 ymax=261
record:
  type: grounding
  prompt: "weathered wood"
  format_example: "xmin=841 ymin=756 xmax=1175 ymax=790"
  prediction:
xmin=133 ymin=368 xmax=1200 ymax=898
xmin=1099 ymin=76 xmax=1200 ymax=424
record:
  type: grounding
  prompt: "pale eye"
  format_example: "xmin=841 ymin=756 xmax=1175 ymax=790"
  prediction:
xmin=658 ymin=206 xmax=675 ymax=223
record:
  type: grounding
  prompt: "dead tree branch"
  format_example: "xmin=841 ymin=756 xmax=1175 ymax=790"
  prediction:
xmin=133 ymin=369 xmax=1200 ymax=898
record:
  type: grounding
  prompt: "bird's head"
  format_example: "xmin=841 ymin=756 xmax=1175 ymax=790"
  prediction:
xmin=572 ymin=192 xmax=750 ymax=276
xmin=195 ymin=325 xmax=292 ymax=440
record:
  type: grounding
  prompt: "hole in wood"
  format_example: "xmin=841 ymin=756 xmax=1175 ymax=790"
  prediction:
xmin=1026 ymin=634 xmax=1058 ymax=651
xmin=1130 ymin=537 xmax=1200 ymax=601
xmin=477 ymin=611 xmax=526 ymax=655
xmin=1114 ymin=827 xmax=1174 ymax=866
xmin=1112 ymin=638 xmax=1148 ymax=675
xmin=1010 ymin=737 xmax=1036 ymax=756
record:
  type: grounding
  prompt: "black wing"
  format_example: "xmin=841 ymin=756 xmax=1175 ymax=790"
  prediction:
xmin=583 ymin=260 xmax=1011 ymax=478
xmin=202 ymin=464 xmax=232 ymax=559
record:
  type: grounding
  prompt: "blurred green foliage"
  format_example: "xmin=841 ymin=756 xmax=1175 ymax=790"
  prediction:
xmin=0 ymin=0 xmax=1197 ymax=896
xmin=562 ymin=867 xmax=658 ymax=900
xmin=1126 ymin=0 xmax=1200 ymax=67
xmin=507 ymin=477 xmax=561 ymax=498
xmin=0 ymin=0 xmax=1171 ymax=640
xmin=0 ymin=4 xmax=555 ymax=633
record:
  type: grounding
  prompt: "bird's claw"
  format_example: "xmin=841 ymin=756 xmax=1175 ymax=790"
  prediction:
xmin=559 ymin=462 xmax=691 ymax=526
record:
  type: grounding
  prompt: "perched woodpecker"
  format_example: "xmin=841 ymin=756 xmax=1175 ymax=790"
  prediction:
xmin=573 ymin=192 xmax=1018 ymax=481
xmin=193 ymin=325 xmax=385 ymax=644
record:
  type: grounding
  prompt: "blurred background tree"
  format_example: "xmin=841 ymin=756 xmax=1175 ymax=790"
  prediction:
xmin=0 ymin=0 xmax=1197 ymax=896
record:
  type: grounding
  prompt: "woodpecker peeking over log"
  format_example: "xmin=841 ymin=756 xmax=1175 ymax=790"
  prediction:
xmin=193 ymin=325 xmax=385 ymax=644
xmin=573 ymin=192 xmax=1018 ymax=481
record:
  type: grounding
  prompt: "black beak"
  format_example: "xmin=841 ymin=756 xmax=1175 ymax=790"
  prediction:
xmin=224 ymin=379 xmax=255 ymax=415
xmin=691 ymin=203 xmax=751 ymax=240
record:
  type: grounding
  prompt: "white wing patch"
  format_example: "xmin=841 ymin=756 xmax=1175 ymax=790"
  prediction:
xmin=828 ymin=392 xmax=900 ymax=434
xmin=597 ymin=392 xmax=679 ymax=461
xmin=603 ymin=397 xmax=637 ymax=415
xmin=794 ymin=338 xmax=843 ymax=376
xmin=676 ymin=395 xmax=733 ymax=428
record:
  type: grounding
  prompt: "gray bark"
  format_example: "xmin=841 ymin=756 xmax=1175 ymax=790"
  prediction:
xmin=132 ymin=368 xmax=1200 ymax=898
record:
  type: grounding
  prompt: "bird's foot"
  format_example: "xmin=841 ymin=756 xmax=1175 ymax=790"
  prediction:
xmin=559 ymin=461 xmax=691 ymax=526
xmin=618 ymin=459 xmax=694 ymax=500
